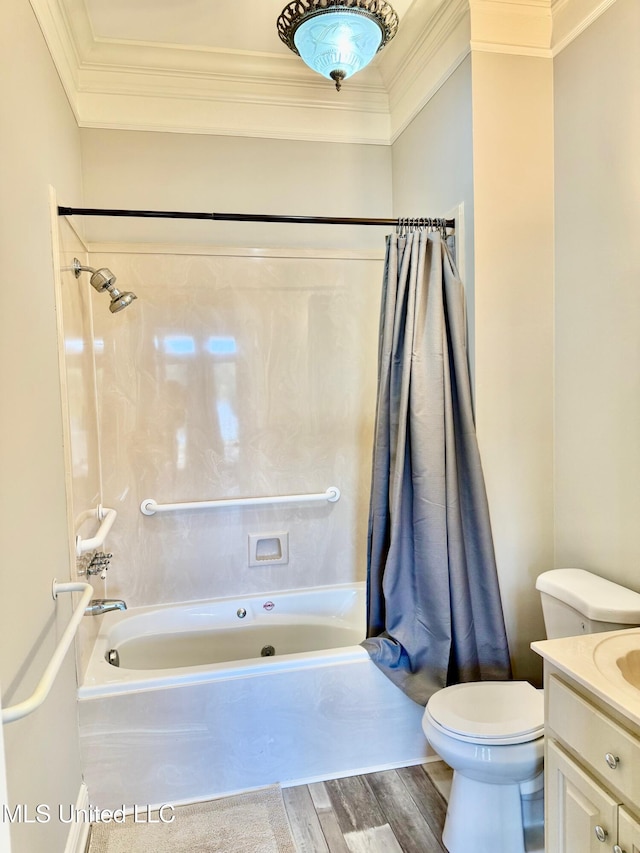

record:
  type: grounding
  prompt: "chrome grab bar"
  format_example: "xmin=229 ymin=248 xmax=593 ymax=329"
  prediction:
xmin=2 ymin=581 xmax=93 ymax=725
xmin=140 ymin=486 xmax=341 ymax=516
xmin=75 ymin=505 xmax=117 ymax=556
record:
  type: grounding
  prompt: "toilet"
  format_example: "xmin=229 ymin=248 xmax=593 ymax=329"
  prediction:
xmin=422 ymin=568 xmax=640 ymax=853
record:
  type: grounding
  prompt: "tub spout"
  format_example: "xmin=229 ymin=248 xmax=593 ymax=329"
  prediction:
xmin=85 ymin=599 xmax=127 ymax=616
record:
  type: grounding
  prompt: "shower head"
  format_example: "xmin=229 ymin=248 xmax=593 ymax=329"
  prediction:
xmin=108 ymin=288 xmax=137 ymax=313
xmin=73 ymin=258 xmax=137 ymax=313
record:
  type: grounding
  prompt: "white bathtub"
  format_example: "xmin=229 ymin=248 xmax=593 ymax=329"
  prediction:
xmin=78 ymin=583 xmax=429 ymax=808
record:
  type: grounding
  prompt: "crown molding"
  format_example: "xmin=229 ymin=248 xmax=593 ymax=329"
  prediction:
xmin=29 ymin=0 xmax=82 ymax=120
xmin=469 ymin=0 xmax=553 ymax=56
xmin=75 ymin=59 xmax=391 ymax=144
xmin=382 ymin=0 xmax=471 ymax=141
xmin=71 ymin=53 xmax=391 ymax=143
xmin=551 ymin=0 xmax=618 ymax=54
xmin=74 ymin=91 xmax=391 ymax=145
xmin=31 ymin=0 xmax=615 ymax=144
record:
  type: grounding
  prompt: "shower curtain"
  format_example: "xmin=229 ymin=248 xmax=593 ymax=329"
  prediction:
xmin=362 ymin=228 xmax=511 ymax=706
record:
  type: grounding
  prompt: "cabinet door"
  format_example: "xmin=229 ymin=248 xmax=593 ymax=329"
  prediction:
xmin=618 ymin=808 xmax=640 ymax=853
xmin=546 ymin=740 xmax=620 ymax=853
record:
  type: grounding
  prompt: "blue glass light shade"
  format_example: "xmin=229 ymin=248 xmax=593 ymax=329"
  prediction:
xmin=293 ymin=11 xmax=383 ymax=87
xmin=277 ymin=1 xmax=399 ymax=91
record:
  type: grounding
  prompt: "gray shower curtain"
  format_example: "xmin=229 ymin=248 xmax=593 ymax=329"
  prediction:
xmin=362 ymin=229 xmax=511 ymax=706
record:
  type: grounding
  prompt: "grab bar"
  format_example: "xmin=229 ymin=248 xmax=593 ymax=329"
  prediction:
xmin=2 ymin=581 xmax=93 ymax=724
xmin=75 ymin=505 xmax=117 ymax=556
xmin=140 ymin=486 xmax=341 ymax=516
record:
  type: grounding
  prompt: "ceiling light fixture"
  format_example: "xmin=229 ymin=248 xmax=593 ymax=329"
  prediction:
xmin=277 ymin=0 xmax=399 ymax=91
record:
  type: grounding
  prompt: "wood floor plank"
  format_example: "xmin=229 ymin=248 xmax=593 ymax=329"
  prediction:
xmin=364 ymin=770 xmax=447 ymax=853
xmin=395 ymin=764 xmax=449 ymax=844
xmin=315 ymin=808 xmax=352 ymax=853
xmin=324 ymin=776 xmax=387 ymax=835
xmin=307 ymin=782 xmax=351 ymax=853
xmin=282 ymin=785 xmax=330 ymax=853
xmin=308 ymin=781 xmax=333 ymax=812
xmin=344 ymin=824 xmax=404 ymax=853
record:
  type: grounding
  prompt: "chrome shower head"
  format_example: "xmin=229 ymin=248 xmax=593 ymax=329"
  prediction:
xmin=73 ymin=258 xmax=137 ymax=313
xmin=108 ymin=288 xmax=137 ymax=313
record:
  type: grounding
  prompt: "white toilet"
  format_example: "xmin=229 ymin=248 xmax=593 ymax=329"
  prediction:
xmin=422 ymin=568 xmax=640 ymax=853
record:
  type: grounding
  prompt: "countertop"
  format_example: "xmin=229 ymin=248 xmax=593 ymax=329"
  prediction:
xmin=532 ymin=628 xmax=640 ymax=728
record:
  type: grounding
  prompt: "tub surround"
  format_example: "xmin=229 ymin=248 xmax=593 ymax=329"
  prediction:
xmin=57 ymin=221 xmax=106 ymax=680
xmin=54 ymin=243 xmax=385 ymax=685
xmin=89 ymin=249 xmax=382 ymax=610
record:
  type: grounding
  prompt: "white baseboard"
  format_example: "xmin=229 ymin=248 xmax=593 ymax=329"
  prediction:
xmin=64 ymin=783 xmax=91 ymax=853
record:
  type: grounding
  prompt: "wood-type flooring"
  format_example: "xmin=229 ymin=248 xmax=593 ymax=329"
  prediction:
xmin=282 ymin=760 xmax=452 ymax=853
xmin=84 ymin=760 xmax=453 ymax=853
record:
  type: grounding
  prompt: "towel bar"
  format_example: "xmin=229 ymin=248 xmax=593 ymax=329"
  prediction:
xmin=75 ymin=505 xmax=117 ymax=556
xmin=2 ymin=581 xmax=93 ymax=724
xmin=140 ymin=486 xmax=341 ymax=516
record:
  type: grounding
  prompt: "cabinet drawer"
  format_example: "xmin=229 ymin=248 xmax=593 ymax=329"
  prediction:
xmin=548 ymin=675 xmax=640 ymax=803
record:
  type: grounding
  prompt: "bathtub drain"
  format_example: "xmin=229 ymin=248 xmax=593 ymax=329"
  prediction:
xmin=261 ymin=645 xmax=276 ymax=657
xmin=106 ymin=648 xmax=120 ymax=667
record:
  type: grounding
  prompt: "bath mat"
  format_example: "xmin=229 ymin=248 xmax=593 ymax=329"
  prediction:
xmin=88 ymin=786 xmax=296 ymax=853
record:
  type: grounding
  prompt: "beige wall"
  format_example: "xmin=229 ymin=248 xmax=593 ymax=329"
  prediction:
xmin=554 ymin=0 xmax=640 ymax=590
xmin=0 ymin=0 xmax=85 ymax=851
xmin=78 ymin=129 xmax=393 ymax=250
xmin=391 ymin=56 xmax=475 ymax=369
xmin=472 ymin=52 xmax=555 ymax=682
xmin=0 ymin=693 xmax=10 ymax=851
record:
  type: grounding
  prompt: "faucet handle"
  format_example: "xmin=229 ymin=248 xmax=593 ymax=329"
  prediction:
xmin=77 ymin=551 xmax=114 ymax=577
xmin=86 ymin=551 xmax=113 ymax=576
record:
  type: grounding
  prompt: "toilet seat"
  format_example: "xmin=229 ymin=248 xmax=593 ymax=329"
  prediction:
xmin=425 ymin=681 xmax=544 ymax=745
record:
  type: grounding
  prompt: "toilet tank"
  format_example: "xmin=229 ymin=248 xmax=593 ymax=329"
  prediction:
xmin=536 ymin=568 xmax=640 ymax=638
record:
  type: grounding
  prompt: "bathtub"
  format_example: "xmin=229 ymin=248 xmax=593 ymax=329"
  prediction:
xmin=78 ymin=583 xmax=429 ymax=808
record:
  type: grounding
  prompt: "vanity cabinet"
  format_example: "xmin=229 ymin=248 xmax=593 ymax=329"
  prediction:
xmin=545 ymin=670 xmax=640 ymax=853
xmin=619 ymin=809 xmax=640 ymax=853
xmin=547 ymin=739 xmax=622 ymax=852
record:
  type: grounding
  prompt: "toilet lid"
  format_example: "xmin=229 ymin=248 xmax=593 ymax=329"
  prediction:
xmin=426 ymin=681 xmax=544 ymax=743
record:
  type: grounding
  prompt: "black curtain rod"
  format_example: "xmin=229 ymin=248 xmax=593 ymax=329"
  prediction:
xmin=57 ymin=206 xmax=455 ymax=229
